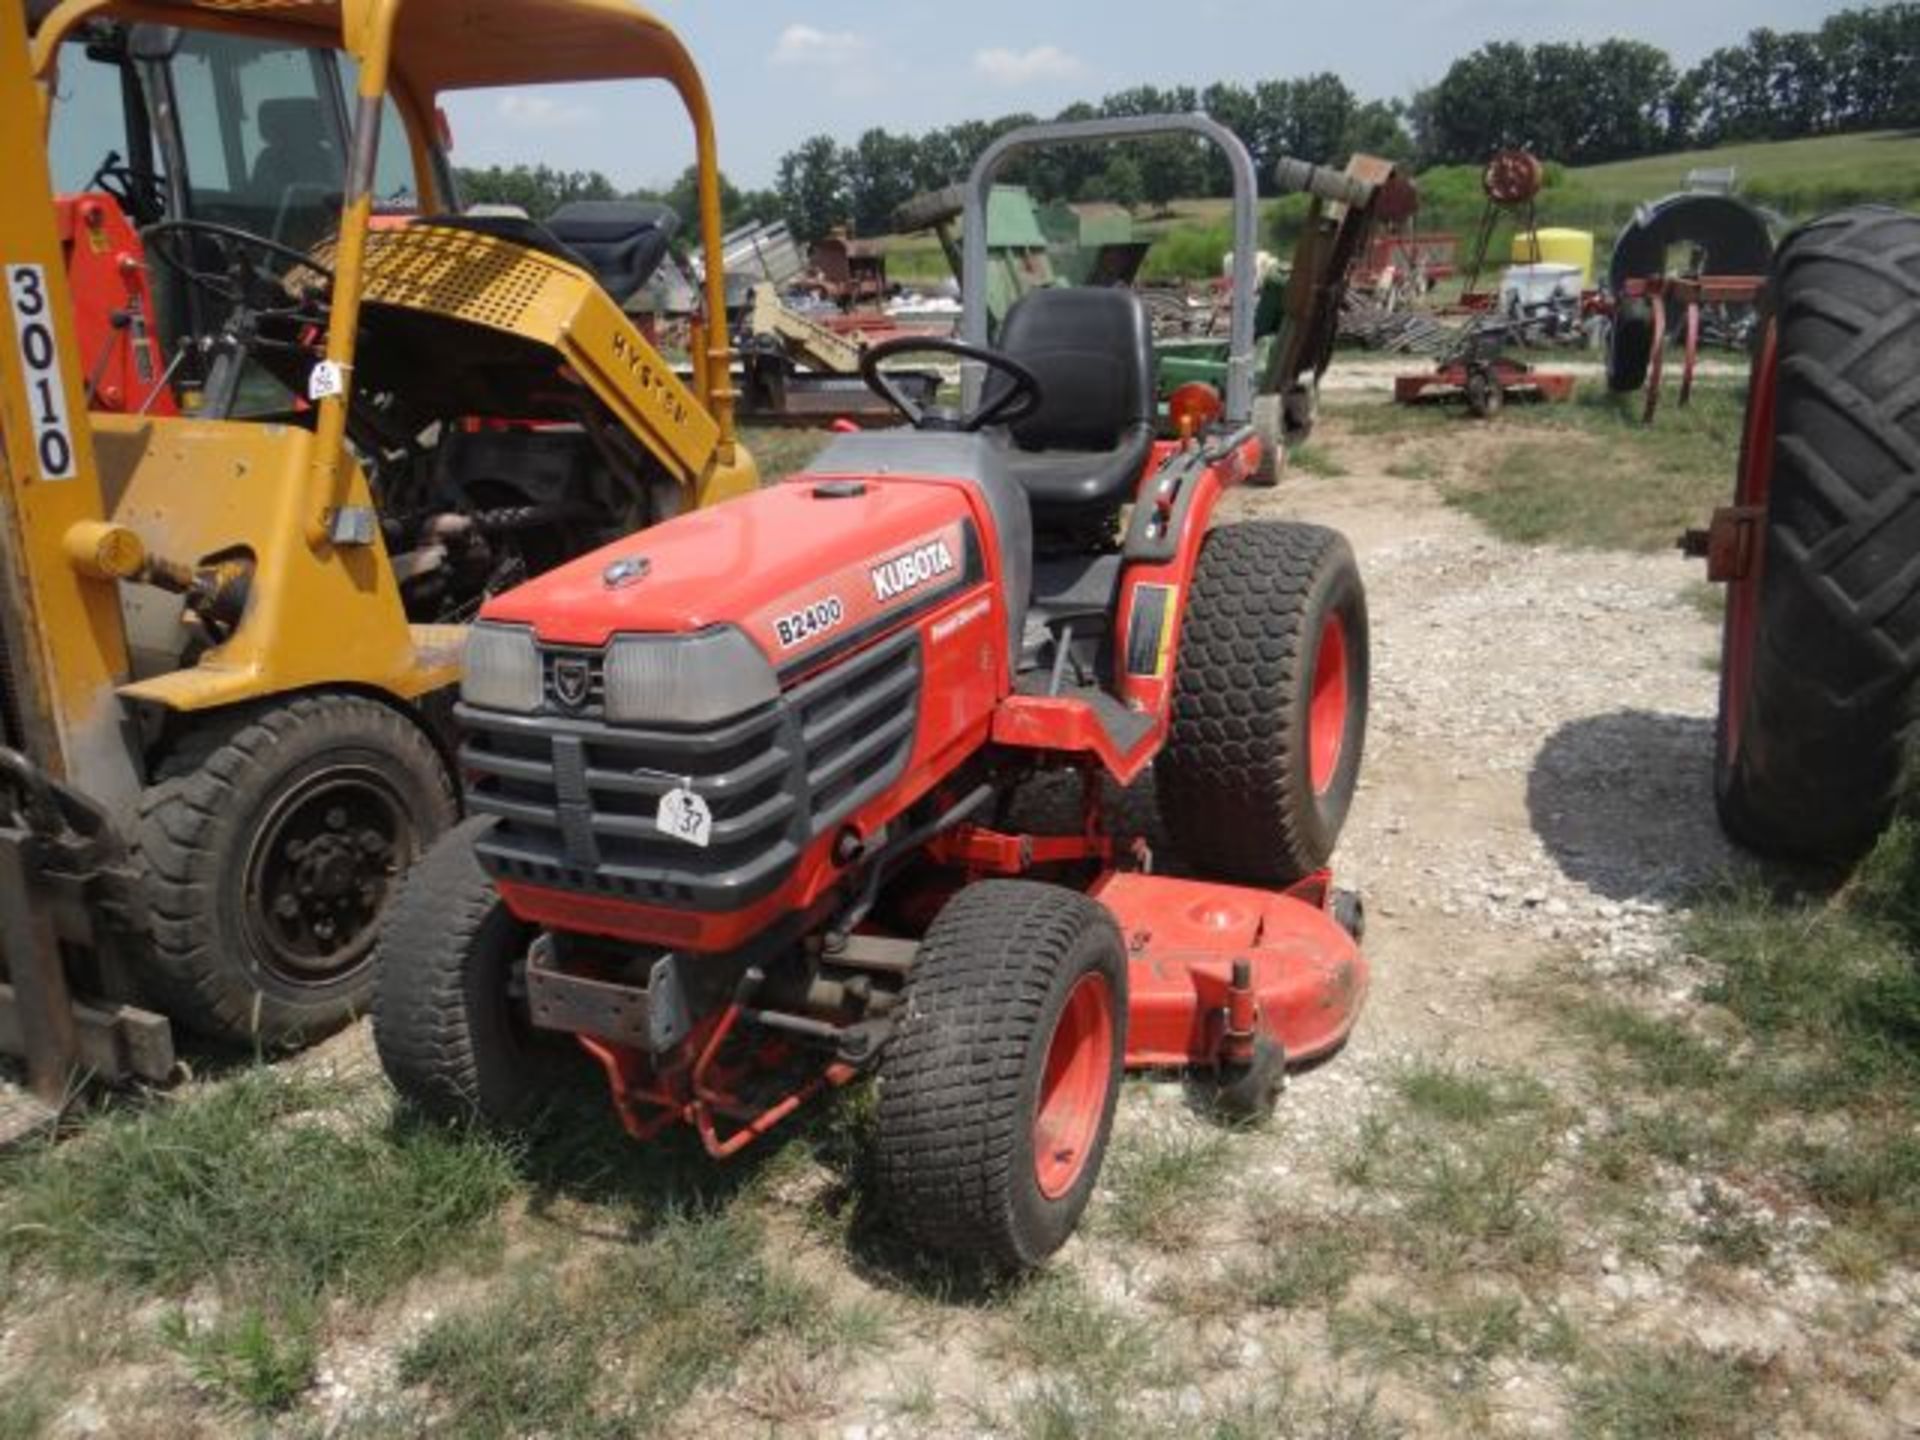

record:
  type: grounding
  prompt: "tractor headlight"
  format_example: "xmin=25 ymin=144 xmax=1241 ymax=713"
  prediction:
xmin=461 ymin=623 xmax=541 ymax=713
xmin=604 ymin=627 xmax=779 ymax=726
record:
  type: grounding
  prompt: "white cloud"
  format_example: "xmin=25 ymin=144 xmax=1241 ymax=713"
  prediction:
xmin=770 ymin=23 xmax=872 ymax=68
xmin=495 ymin=92 xmax=592 ymax=128
xmin=972 ymin=44 xmax=1085 ymax=87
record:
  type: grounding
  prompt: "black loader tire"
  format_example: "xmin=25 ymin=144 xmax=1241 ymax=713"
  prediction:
xmin=374 ymin=816 xmax=582 ymax=1125
xmin=1157 ymin=521 xmax=1369 ymax=884
xmin=1607 ymin=295 xmax=1654 ymax=393
xmin=873 ymin=880 xmax=1126 ymax=1272
xmin=1714 ymin=206 xmax=1920 ymax=860
xmin=135 ymin=693 xmax=456 ymax=1046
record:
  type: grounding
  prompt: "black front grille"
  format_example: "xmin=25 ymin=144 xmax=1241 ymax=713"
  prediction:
xmin=462 ymin=628 xmax=921 ymax=910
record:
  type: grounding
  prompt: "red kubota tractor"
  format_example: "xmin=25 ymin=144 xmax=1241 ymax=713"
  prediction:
xmin=373 ymin=116 xmax=1371 ymax=1269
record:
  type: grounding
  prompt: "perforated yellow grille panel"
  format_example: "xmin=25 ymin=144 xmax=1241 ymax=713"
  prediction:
xmin=358 ymin=226 xmax=572 ymax=332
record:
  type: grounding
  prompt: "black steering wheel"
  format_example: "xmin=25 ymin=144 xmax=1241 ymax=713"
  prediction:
xmin=141 ymin=219 xmax=333 ymax=308
xmin=858 ymin=335 xmax=1042 ymax=432
xmin=86 ymin=150 xmax=167 ymax=226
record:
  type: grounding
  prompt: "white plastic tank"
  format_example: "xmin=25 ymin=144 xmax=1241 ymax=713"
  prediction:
xmin=1500 ymin=262 xmax=1582 ymax=311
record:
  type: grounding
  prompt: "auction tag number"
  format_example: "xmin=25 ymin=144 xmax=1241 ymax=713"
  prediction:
xmin=656 ymin=785 xmax=713 ymax=849
xmin=6 ymin=266 xmax=76 ymax=480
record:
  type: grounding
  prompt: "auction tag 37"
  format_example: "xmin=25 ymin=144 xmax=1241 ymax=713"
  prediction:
xmin=656 ymin=786 xmax=713 ymax=849
xmin=7 ymin=265 xmax=76 ymax=481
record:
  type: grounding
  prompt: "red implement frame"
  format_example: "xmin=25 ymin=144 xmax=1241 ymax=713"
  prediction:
xmin=1619 ymin=274 xmax=1766 ymax=424
xmin=1393 ymin=356 xmax=1575 ymax=407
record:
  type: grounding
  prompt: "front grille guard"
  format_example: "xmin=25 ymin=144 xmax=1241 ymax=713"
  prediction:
xmin=461 ymin=628 xmax=922 ymax=910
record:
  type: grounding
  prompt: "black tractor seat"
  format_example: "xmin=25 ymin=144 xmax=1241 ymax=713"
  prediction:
xmin=992 ymin=287 xmax=1157 ymax=541
xmin=416 ymin=200 xmax=678 ymax=307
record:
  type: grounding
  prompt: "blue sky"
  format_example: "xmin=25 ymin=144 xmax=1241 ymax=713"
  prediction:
xmin=440 ymin=0 xmax=1850 ymax=191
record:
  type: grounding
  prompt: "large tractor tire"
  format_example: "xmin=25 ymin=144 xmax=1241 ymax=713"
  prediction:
xmin=1606 ymin=295 xmax=1655 ymax=393
xmin=1157 ymin=521 xmax=1369 ymax=885
xmin=135 ymin=693 xmax=456 ymax=1046
xmin=873 ymin=880 xmax=1126 ymax=1272
xmin=374 ymin=816 xmax=581 ymax=1126
xmin=1713 ymin=206 xmax=1920 ymax=861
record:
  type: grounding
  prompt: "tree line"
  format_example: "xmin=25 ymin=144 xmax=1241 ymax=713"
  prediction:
xmin=462 ymin=4 xmax=1917 ymax=241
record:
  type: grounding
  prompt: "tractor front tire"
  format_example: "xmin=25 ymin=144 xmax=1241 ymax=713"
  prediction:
xmin=135 ymin=693 xmax=456 ymax=1046
xmin=873 ymin=881 xmax=1126 ymax=1272
xmin=374 ymin=816 xmax=582 ymax=1126
xmin=1157 ymin=521 xmax=1369 ymax=885
xmin=1714 ymin=207 xmax=1920 ymax=860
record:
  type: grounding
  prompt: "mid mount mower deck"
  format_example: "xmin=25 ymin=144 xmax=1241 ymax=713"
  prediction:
xmin=375 ymin=116 xmax=1372 ymax=1270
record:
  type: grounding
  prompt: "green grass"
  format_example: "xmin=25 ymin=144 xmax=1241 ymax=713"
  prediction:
xmin=1337 ymin=1077 xmax=1565 ymax=1277
xmin=1097 ymin=1125 xmax=1235 ymax=1246
xmin=1548 ymin=818 xmax=1920 ymax=1274
xmin=1571 ymin=1343 xmax=1770 ymax=1440
xmin=160 ymin=1303 xmax=319 ymax=1417
xmin=398 ymin=1207 xmax=878 ymax=1437
xmin=1570 ymin=130 xmax=1920 ymax=218
xmin=0 ymin=1067 xmax=521 ymax=1419
xmin=1328 ymin=384 xmax=1745 ymax=552
xmin=1391 ymin=1060 xmax=1554 ymax=1127
xmin=0 ymin=1069 xmax=517 ymax=1300
xmin=987 ymin=1273 xmax=1165 ymax=1439
xmin=1239 ymin=1218 xmax=1365 ymax=1312
xmin=1331 ymin=1292 xmax=1576 ymax=1388
xmin=1288 ymin=442 xmax=1349 ymax=479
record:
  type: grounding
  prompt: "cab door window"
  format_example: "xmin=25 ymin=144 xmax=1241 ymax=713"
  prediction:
xmin=169 ymin=32 xmax=345 ymax=250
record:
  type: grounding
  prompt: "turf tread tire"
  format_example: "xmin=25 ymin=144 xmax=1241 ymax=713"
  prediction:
xmin=372 ymin=816 xmax=575 ymax=1126
xmin=1156 ymin=521 xmax=1368 ymax=885
xmin=1715 ymin=206 xmax=1920 ymax=860
xmin=134 ymin=694 xmax=455 ymax=1045
xmin=873 ymin=880 xmax=1125 ymax=1272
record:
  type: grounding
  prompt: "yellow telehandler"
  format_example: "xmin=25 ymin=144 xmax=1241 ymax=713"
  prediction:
xmin=2 ymin=0 xmax=754 ymax=1129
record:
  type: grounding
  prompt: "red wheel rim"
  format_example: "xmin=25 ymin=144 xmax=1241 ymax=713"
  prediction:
xmin=1032 ymin=972 xmax=1115 ymax=1200
xmin=1308 ymin=615 xmax=1350 ymax=795
xmin=1722 ymin=321 xmax=1777 ymax=768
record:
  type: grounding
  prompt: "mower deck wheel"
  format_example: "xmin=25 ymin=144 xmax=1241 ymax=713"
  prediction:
xmin=1157 ymin=521 xmax=1369 ymax=886
xmin=872 ymin=880 xmax=1126 ymax=1272
xmin=1201 ymin=1034 xmax=1287 ymax=1123
xmin=1464 ymin=368 xmax=1504 ymax=419
xmin=373 ymin=815 xmax=586 ymax=1126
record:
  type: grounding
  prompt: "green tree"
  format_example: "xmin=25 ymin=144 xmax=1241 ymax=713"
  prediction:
xmin=454 ymin=164 xmax=616 ymax=218
xmin=776 ymin=134 xmax=849 ymax=243
xmin=846 ymin=128 xmax=922 ymax=235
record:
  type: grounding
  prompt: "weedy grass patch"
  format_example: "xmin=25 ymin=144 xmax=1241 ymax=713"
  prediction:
xmin=0 ymin=1067 xmax=518 ymax=1300
xmin=399 ymin=1206 xmax=880 ymax=1437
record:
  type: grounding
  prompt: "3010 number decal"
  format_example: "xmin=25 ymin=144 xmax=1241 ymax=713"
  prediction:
xmin=6 ymin=266 xmax=75 ymax=481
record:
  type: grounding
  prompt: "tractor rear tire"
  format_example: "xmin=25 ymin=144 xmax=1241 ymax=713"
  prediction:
xmin=1157 ymin=521 xmax=1369 ymax=885
xmin=135 ymin=693 xmax=456 ymax=1046
xmin=374 ymin=816 xmax=583 ymax=1126
xmin=1713 ymin=207 xmax=1920 ymax=861
xmin=873 ymin=880 xmax=1126 ymax=1272
xmin=1607 ymin=295 xmax=1655 ymax=393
